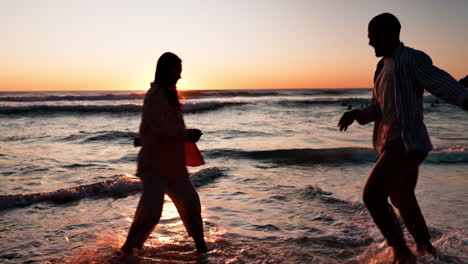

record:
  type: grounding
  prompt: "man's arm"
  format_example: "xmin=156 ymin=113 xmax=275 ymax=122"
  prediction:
xmin=413 ymin=51 xmax=468 ymax=109
xmin=355 ymin=98 xmax=381 ymax=125
xmin=338 ymin=98 xmax=380 ymax=131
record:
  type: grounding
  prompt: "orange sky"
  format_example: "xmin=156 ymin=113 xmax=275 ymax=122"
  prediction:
xmin=2 ymin=0 xmax=467 ymax=91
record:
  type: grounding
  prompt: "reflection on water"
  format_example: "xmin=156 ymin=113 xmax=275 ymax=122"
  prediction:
xmin=60 ymin=216 xmax=229 ymax=264
xmin=2 ymin=90 xmax=466 ymax=263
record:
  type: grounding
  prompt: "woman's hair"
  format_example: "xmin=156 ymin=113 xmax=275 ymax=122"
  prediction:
xmin=151 ymin=52 xmax=182 ymax=107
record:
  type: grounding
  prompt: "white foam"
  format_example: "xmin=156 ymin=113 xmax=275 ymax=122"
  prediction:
xmin=0 ymin=167 xmax=224 ymax=211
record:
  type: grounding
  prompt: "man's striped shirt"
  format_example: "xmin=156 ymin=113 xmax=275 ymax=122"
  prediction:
xmin=356 ymin=43 xmax=468 ymax=152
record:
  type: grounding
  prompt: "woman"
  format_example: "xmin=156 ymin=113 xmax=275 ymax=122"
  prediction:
xmin=121 ymin=52 xmax=207 ymax=254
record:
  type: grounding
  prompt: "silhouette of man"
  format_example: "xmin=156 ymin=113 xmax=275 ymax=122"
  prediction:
xmin=338 ymin=13 xmax=468 ymax=264
xmin=460 ymin=75 xmax=468 ymax=87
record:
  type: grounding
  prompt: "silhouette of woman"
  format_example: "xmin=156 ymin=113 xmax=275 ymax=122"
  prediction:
xmin=121 ymin=52 xmax=207 ymax=254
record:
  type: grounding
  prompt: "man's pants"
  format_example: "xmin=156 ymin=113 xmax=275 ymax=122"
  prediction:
xmin=363 ymin=140 xmax=431 ymax=248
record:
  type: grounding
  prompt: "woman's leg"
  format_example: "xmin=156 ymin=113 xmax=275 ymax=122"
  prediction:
xmin=122 ymin=173 xmax=167 ymax=252
xmin=166 ymin=177 xmax=207 ymax=253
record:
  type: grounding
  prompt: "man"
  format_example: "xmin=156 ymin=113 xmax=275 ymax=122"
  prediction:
xmin=338 ymin=13 xmax=468 ymax=264
xmin=460 ymin=75 xmax=468 ymax=88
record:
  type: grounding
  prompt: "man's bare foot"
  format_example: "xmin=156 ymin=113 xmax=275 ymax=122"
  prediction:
xmin=393 ymin=247 xmax=416 ymax=264
xmin=196 ymin=244 xmax=208 ymax=253
xmin=417 ymin=243 xmax=436 ymax=257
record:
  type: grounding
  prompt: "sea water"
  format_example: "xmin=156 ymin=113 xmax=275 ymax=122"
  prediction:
xmin=0 ymin=89 xmax=466 ymax=263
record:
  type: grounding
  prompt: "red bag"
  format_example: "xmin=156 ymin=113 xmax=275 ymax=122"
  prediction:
xmin=184 ymin=142 xmax=205 ymax=166
xmin=180 ymin=103 xmax=205 ymax=167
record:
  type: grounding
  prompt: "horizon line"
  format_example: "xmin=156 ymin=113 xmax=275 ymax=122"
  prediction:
xmin=0 ymin=87 xmax=373 ymax=92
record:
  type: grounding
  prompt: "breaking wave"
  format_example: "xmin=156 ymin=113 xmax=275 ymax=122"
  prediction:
xmin=0 ymin=93 xmax=145 ymax=102
xmin=0 ymin=89 xmax=372 ymax=102
xmin=0 ymin=102 xmax=246 ymax=116
xmin=0 ymin=167 xmax=224 ymax=211
xmin=60 ymin=130 xmax=137 ymax=143
xmin=275 ymin=95 xmax=449 ymax=108
xmin=181 ymin=88 xmax=372 ymax=98
xmin=275 ymin=98 xmax=370 ymax=107
xmin=203 ymin=146 xmax=468 ymax=164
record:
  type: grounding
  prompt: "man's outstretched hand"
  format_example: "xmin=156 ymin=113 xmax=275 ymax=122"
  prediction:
xmin=338 ymin=110 xmax=359 ymax=131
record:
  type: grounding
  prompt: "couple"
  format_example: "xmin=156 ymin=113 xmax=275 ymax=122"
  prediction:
xmin=121 ymin=13 xmax=468 ymax=264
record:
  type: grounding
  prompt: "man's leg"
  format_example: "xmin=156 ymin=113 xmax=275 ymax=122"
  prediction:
xmin=390 ymin=151 xmax=434 ymax=255
xmin=121 ymin=173 xmax=167 ymax=253
xmin=363 ymin=150 xmax=415 ymax=262
xmin=167 ymin=177 xmax=207 ymax=253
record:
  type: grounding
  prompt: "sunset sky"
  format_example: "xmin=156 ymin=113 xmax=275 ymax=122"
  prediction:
xmin=2 ymin=0 xmax=467 ymax=91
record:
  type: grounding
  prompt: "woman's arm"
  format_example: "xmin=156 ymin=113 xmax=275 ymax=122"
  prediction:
xmin=144 ymin=92 xmax=188 ymax=141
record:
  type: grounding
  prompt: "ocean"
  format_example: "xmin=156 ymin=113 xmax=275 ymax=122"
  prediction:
xmin=0 ymin=89 xmax=466 ymax=263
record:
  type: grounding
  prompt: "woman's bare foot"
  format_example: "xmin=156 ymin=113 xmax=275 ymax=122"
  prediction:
xmin=121 ymin=242 xmax=143 ymax=255
xmin=194 ymin=237 xmax=208 ymax=253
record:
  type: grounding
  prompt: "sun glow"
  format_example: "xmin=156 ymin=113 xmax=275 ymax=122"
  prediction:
xmin=2 ymin=1 xmax=466 ymax=92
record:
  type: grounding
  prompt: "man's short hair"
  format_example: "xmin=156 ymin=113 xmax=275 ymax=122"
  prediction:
xmin=369 ymin=13 xmax=401 ymax=34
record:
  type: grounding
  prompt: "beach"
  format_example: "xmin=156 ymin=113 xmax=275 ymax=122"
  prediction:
xmin=0 ymin=88 xmax=466 ymax=263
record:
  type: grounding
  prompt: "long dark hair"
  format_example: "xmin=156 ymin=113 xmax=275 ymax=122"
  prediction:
xmin=151 ymin=52 xmax=182 ymax=108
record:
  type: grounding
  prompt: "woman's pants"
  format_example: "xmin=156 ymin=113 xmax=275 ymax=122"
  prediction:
xmin=123 ymin=173 xmax=204 ymax=248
